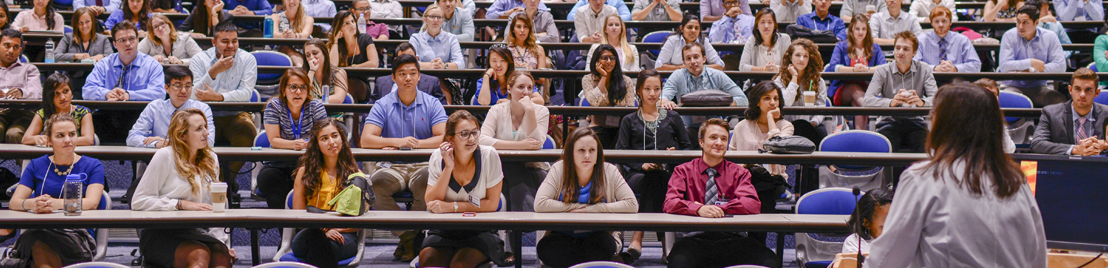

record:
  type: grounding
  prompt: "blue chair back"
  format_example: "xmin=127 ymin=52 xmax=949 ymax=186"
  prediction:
xmin=641 ymin=31 xmax=671 ymax=56
xmin=578 ymin=97 xmax=592 ymax=107
xmin=796 ymin=188 xmax=859 ymax=215
xmin=998 ymin=92 xmax=1033 ymax=124
xmin=543 ymin=136 xmax=555 ymax=149
xmin=250 ymin=90 xmax=259 ymax=102
xmin=819 ymin=131 xmax=891 ymax=169
xmin=251 ymin=51 xmax=292 ymax=84
xmin=19 ymin=54 xmax=28 ymax=63
xmin=343 ymin=94 xmax=354 ymax=104
xmin=255 ymin=131 xmax=271 ymax=148
xmin=1095 ymin=91 xmax=1108 ymax=106
xmin=64 ymin=26 xmax=72 ymax=34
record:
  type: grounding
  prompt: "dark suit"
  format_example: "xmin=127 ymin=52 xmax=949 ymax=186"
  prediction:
xmin=370 ymin=74 xmax=445 ymax=104
xmin=1030 ymin=101 xmax=1108 ymax=155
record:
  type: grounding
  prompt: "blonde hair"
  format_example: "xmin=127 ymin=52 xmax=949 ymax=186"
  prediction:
xmin=420 ymin=6 xmax=442 ymax=32
xmin=285 ymin=0 xmax=309 ymax=34
xmin=599 ymin=15 xmax=634 ymax=65
xmin=167 ymin=109 xmax=219 ymax=198
xmin=146 ymin=14 xmax=178 ymax=48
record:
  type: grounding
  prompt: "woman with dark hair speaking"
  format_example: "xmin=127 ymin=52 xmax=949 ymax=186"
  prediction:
xmin=864 ymin=83 xmax=1047 ymax=267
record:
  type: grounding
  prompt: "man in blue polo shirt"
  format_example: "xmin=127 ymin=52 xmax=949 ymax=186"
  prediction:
xmin=360 ymin=54 xmax=448 ymax=261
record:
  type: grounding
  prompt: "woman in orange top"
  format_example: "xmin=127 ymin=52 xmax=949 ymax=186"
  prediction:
xmin=290 ymin=120 xmax=363 ymax=268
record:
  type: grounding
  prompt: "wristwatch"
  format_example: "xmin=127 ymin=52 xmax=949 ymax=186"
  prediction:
xmin=453 ymin=202 xmax=458 ymax=213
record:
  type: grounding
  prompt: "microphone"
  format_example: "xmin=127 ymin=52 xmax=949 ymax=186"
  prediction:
xmin=853 ymin=187 xmax=864 ymax=268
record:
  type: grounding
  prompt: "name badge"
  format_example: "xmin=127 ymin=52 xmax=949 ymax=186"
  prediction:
xmin=379 ymin=161 xmax=393 ymax=169
xmin=468 ymin=194 xmax=481 ymax=207
xmin=713 ymin=198 xmax=729 ymax=206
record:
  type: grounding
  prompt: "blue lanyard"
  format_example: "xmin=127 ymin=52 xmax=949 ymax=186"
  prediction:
xmin=287 ymin=104 xmax=306 ymax=140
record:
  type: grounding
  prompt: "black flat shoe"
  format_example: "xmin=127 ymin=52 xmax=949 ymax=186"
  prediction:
xmin=619 ymin=247 xmax=641 ymax=265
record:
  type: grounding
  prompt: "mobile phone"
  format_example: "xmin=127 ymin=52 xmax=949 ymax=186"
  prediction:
xmin=462 ymin=212 xmax=476 ymax=217
xmin=400 ymin=147 xmax=413 ymax=151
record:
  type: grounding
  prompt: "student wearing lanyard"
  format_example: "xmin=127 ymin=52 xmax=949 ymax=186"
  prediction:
xmin=256 ymin=69 xmax=329 ymax=209
xmin=83 ymin=21 xmax=166 ymax=144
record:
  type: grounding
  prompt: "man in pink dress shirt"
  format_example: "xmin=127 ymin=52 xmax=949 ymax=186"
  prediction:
xmin=0 ymin=29 xmax=43 ymax=143
xmin=663 ymin=118 xmax=778 ymax=268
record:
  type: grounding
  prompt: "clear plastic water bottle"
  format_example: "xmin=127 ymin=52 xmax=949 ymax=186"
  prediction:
xmin=44 ymin=39 xmax=55 ymax=63
xmin=357 ymin=14 xmax=367 ymax=34
xmin=263 ymin=15 xmax=274 ymax=38
xmin=63 ymin=174 xmax=84 ymax=216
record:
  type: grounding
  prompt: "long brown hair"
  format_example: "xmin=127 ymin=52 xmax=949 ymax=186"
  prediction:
xmin=146 ymin=14 xmax=178 ymax=48
xmin=752 ymin=8 xmax=779 ymax=47
xmin=283 ymin=0 xmax=309 ymax=34
xmin=303 ymin=38 xmax=334 ymax=91
xmin=847 ymin=14 xmax=874 ymax=61
xmin=296 ymin=119 xmax=359 ymax=201
xmin=167 ymin=108 xmax=220 ymax=198
xmin=123 ymin=0 xmax=151 ymax=30
xmin=505 ymin=14 xmax=543 ymax=64
xmin=925 ymin=83 xmax=1023 ymax=198
xmin=188 ymin=0 xmax=219 ymax=35
xmin=559 ymin=128 xmax=607 ymax=204
xmin=327 ymin=11 xmax=357 ymax=67
xmin=71 ymin=8 xmax=99 ymax=44
xmin=776 ymin=38 xmax=824 ymax=103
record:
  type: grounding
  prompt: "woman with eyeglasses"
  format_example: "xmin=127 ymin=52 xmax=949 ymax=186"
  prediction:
xmin=350 ymin=0 xmax=388 ymax=40
xmin=256 ymin=69 xmax=330 ymax=209
xmin=409 ymin=5 xmax=464 ymax=70
xmin=582 ymin=44 xmax=635 ymax=149
xmin=656 ymin=14 xmax=725 ymax=71
xmin=327 ymin=11 xmax=380 ymax=68
xmin=138 ymin=14 xmax=203 ymax=65
xmin=56 ymin=8 xmax=113 ymax=63
xmin=6 ymin=114 xmax=105 ymax=268
xmin=22 ymin=74 xmax=95 ymax=147
xmin=420 ymin=110 xmax=512 ymax=267
xmin=478 ymin=71 xmax=549 ymax=212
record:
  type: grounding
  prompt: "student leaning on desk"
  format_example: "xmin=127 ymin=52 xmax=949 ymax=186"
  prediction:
xmin=131 ymin=109 xmax=236 ymax=268
xmin=5 ymin=114 xmax=105 ymax=268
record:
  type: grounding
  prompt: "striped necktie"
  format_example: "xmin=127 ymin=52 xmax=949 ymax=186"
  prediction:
xmin=704 ymin=167 xmax=720 ymax=204
xmin=938 ymin=38 xmax=948 ymax=61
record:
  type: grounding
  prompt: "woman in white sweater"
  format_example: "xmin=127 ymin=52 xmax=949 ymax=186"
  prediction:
xmin=740 ymin=8 xmax=792 ymax=72
xmin=478 ymin=71 xmax=549 ymax=212
xmin=534 ymin=128 xmax=638 ymax=267
xmin=132 ymin=108 xmax=235 ymax=268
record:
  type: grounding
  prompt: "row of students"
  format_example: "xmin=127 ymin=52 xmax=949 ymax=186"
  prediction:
xmin=2 ymin=79 xmax=1054 ymax=268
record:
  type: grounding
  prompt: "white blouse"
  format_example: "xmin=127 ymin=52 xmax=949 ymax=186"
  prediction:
xmin=478 ymin=101 xmax=550 ymax=146
xmin=739 ymin=33 xmax=792 ymax=71
xmin=137 ymin=32 xmax=205 ymax=65
xmin=427 ymin=145 xmax=504 ymax=203
xmin=585 ymin=43 xmax=641 ymax=73
xmin=131 ymin=147 xmax=230 ymax=246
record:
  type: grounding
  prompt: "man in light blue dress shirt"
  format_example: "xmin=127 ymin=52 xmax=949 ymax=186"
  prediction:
xmin=84 ymin=21 xmax=166 ymax=144
xmin=997 ymin=5 xmax=1067 ymax=107
xmin=128 ymin=66 xmax=215 ymax=148
xmin=913 ymin=7 xmax=981 ymax=72
xmin=566 ymin=0 xmax=632 ymax=21
xmin=188 ymin=23 xmax=259 ymax=191
xmin=708 ymin=0 xmax=756 ymax=44
xmin=302 ymin=0 xmax=338 ymax=32
xmin=796 ymin=0 xmax=847 ymax=41
xmin=1053 ymin=0 xmax=1104 ymax=22
xmin=1025 ymin=0 xmax=1074 ymax=54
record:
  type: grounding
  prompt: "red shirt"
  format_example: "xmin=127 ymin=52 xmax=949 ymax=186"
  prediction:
xmin=663 ymin=157 xmax=761 ymax=216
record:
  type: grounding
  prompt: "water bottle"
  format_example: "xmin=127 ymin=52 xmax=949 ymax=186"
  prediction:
xmin=263 ymin=15 xmax=274 ymax=38
xmin=62 ymin=174 xmax=85 ymax=216
xmin=44 ymin=39 xmax=55 ymax=63
xmin=357 ymin=14 xmax=367 ymax=34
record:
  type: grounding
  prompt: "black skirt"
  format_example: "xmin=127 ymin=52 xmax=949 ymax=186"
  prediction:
xmin=139 ymin=228 xmax=230 ymax=268
xmin=12 ymin=229 xmax=95 ymax=267
xmin=422 ymin=230 xmax=508 ymax=266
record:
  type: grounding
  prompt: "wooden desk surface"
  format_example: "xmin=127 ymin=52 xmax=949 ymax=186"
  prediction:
xmin=0 ymin=210 xmax=851 ymax=233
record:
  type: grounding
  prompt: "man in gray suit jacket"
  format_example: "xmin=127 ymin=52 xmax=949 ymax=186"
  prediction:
xmin=1030 ymin=68 xmax=1108 ymax=155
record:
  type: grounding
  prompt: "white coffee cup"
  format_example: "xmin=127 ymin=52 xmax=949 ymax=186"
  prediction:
xmin=865 ymin=4 xmax=877 ymax=14
xmin=803 ymin=91 xmax=817 ymax=107
xmin=210 ymin=182 xmax=227 ymax=213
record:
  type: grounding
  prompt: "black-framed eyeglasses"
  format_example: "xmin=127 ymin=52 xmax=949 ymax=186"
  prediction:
xmin=453 ymin=130 xmax=480 ymax=139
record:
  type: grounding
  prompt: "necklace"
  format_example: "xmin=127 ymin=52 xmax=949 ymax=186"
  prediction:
xmin=51 ymin=155 xmax=76 ymax=176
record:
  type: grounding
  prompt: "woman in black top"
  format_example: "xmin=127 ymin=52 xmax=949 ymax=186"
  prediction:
xmin=327 ymin=11 xmax=379 ymax=69
xmin=614 ymin=69 xmax=692 ymax=261
xmin=181 ymin=0 xmax=233 ymax=37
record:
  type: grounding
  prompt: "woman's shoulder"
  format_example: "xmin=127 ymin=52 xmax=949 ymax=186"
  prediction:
xmin=479 ymin=145 xmax=499 ymax=160
xmin=26 ymin=155 xmax=51 ymax=169
xmin=76 ymin=155 xmax=103 ymax=168
xmin=151 ymin=146 xmax=177 ymax=163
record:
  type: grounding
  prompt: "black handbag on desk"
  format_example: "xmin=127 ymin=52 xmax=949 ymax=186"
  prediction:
xmin=786 ymin=24 xmax=840 ymax=44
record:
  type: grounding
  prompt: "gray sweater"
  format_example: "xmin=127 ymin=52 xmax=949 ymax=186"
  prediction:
xmin=55 ymin=33 xmax=113 ymax=62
